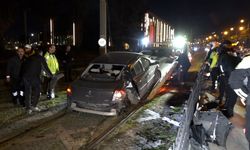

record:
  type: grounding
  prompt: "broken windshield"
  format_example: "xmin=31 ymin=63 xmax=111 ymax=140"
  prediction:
xmin=81 ymin=63 xmax=125 ymax=81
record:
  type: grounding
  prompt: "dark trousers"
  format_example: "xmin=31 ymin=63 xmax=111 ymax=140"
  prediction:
xmin=23 ymin=78 xmax=40 ymax=109
xmin=218 ymin=75 xmax=226 ymax=102
xmin=177 ymin=66 xmax=189 ymax=83
xmin=46 ymin=73 xmax=64 ymax=95
xmin=182 ymin=67 xmax=190 ymax=82
xmin=10 ymin=79 xmax=24 ymax=105
xmin=223 ymin=77 xmax=238 ymax=117
xmin=64 ymin=64 xmax=72 ymax=82
xmin=210 ymin=67 xmax=219 ymax=90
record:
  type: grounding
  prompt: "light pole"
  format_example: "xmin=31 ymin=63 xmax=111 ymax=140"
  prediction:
xmin=24 ymin=10 xmax=28 ymax=43
xmin=50 ymin=18 xmax=54 ymax=44
xmin=73 ymin=22 xmax=76 ymax=46
xmin=99 ymin=0 xmax=107 ymax=55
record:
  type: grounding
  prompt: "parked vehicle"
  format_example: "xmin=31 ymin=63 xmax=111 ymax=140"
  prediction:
xmin=67 ymin=51 xmax=161 ymax=116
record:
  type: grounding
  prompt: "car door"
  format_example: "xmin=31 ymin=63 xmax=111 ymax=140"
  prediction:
xmin=130 ymin=59 xmax=148 ymax=97
xmin=140 ymin=57 xmax=156 ymax=90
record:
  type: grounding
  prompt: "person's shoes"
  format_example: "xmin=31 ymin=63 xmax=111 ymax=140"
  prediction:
xmin=26 ymin=109 xmax=33 ymax=114
xmin=47 ymin=95 xmax=52 ymax=100
xmin=31 ymin=107 xmax=41 ymax=112
xmin=51 ymin=93 xmax=55 ymax=99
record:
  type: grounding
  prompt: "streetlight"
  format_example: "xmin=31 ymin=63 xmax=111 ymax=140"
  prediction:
xmin=239 ymin=26 xmax=245 ymax=31
xmin=223 ymin=31 xmax=228 ymax=35
xmin=230 ymin=27 xmax=234 ymax=31
xmin=173 ymin=35 xmax=187 ymax=51
xmin=240 ymin=19 xmax=245 ymax=23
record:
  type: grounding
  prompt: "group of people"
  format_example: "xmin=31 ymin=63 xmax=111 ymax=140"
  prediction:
xmin=6 ymin=44 xmax=74 ymax=114
xmin=206 ymin=40 xmax=250 ymax=146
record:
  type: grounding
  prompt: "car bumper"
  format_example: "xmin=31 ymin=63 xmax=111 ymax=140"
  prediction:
xmin=70 ymin=102 xmax=117 ymax=116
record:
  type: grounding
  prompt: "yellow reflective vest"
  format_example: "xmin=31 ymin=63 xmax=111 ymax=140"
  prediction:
xmin=209 ymin=50 xmax=219 ymax=69
xmin=44 ymin=52 xmax=59 ymax=75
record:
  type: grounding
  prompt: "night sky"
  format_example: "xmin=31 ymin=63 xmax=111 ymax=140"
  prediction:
xmin=1 ymin=0 xmax=250 ymax=42
xmin=148 ymin=0 xmax=250 ymax=37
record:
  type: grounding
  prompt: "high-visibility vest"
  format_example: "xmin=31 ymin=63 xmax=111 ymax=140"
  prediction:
xmin=209 ymin=51 xmax=219 ymax=69
xmin=44 ymin=52 xmax=59 ymax=74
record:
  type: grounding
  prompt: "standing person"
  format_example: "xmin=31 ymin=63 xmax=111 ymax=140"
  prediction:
xmin=176 ymin=47 xmax=191 ymax=85
xmin=217 ymin=40 xmax=241 ymax=118
xmin=229 ymin=52 xmax=250 ymax=148
xmin=62 ymin=45 xmax=74 ymax=82
xmin=6 ymin=46 xmax=25 ymax=106
xmin=44 ymin=44 xmax=64 ymax=99
xmin=204 ymin=43 xmax=214 ymax=73
xmin=208 ymin=46 xmax=219 ymax=92
xmin=21 ymin=44 xmax=52 ymax=114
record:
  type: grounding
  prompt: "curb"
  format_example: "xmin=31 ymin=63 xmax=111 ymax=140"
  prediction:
xmin=0 ymin=103 xmax=67 ymax=143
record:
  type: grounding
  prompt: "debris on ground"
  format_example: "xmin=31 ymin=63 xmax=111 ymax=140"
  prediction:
xmin=97 ymin=90 xmax=188 ymax=150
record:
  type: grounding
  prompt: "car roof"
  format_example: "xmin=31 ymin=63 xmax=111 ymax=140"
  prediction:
xmin=91 ymin=51 xmax=143 ymax=65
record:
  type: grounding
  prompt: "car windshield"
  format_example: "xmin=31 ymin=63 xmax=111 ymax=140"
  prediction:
xmin=81 ymin=64 xmax=125 ymax=81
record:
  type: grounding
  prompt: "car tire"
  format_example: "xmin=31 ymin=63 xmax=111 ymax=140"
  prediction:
xmin=126 ymin=88 xmax=140 ymax=105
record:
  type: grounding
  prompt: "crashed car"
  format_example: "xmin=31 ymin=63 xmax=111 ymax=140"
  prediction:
xmin=67 ymin=51 xmax=161 ymax=116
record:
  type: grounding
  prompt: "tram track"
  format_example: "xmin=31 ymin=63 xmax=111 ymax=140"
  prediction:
xmin=83 ymin=98 xmax=152 ymax=149
xmin=0 ymin=63 xmax=176 ymax=149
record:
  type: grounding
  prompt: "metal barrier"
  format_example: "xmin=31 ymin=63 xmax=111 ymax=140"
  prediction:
xmin=173 ymin=64 xmax=207 ymax=150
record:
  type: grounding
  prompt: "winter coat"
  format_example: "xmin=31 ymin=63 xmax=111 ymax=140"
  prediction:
xmin=229 ymin=55 xmax=250 ymax=99
xmin=217 ymin=49 xmax=241 ymax=78
xmin=21 ymin=52 xmax=52 ymax=80
xmin=6 ymin=55 xmax=23 ymax=80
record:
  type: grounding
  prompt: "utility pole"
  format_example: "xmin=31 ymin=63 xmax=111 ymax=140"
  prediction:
xmin=99 ymin=0 xmax=107 ymax=55
xmin=24 ymin=10 xmax=28 ymax=43
xmin=50 ymin=18 xmax=54 ymax=44
xmin=73 ymin=22 xmax=76 ymax=46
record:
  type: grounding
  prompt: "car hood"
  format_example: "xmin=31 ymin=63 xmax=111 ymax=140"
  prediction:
xmin=70 ymin=79 xmax=123 ymax=104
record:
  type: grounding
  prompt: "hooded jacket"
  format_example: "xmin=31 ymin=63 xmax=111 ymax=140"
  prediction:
xmin=229 ymin=55 xmax=250 ymax=99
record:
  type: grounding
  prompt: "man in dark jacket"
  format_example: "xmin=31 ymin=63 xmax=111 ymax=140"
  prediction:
xmin=217 ymin=40 xmax=241 ymax=118
xmin=21 ymin=44 xmax=52 ymax=114
xmin=229 ymin=52 xmax=250 ymax=148
xmin=62 ymin=45 xmax=74 ymax=82
xmin=6 ymin=46 xmax=25 ymax=105
xmin=176 ymin=48 xmax=191 ymax=84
